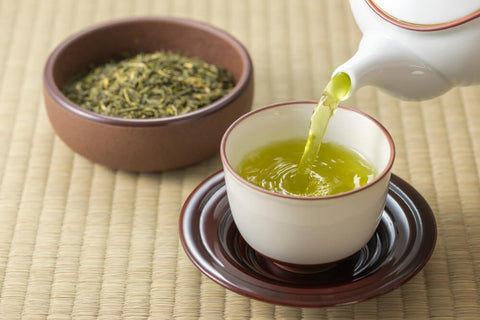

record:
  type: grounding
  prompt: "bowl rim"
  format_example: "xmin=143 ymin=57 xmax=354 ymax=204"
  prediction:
xmin=220 ymin=100 xmax=396 ymax=201
xmin=43 ymin=16 xmax=253 ymax=127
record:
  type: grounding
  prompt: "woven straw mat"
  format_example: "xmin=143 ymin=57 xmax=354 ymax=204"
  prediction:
xmin=0 ymin=0 xmax=479 ymax=319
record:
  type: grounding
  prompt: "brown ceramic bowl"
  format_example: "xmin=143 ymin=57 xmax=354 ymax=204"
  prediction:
xmin=43 ymin=16 xmax=253 ymax=172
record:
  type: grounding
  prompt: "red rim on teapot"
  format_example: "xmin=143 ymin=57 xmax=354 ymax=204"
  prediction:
xmin=366 ymin=0 xmax=480 ymax=31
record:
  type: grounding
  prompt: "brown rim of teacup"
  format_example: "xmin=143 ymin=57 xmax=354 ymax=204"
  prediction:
xmin=43 ymin=16 xmax=253 ymax=127
xmin=220 ymin=100 xmax=396 ymax=201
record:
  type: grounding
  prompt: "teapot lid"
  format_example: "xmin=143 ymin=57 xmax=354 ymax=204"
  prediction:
xmin=366 ymin=0 xmax=480 ymax=31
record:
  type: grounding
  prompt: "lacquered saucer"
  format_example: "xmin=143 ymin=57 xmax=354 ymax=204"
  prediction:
xmin=179 ymin=171 xmax=437 ymax=308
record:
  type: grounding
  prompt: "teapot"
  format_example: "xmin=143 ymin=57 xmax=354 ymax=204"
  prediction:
xmin=334 ymin=0 xmax=480 ymax=100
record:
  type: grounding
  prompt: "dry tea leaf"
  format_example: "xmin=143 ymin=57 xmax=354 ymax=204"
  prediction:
xmin=63 ymin=51 xmax=236 ymax=119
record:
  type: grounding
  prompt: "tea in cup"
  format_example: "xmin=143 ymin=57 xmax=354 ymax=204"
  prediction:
xmin=220 ymin=101 xmax=395 ymax=266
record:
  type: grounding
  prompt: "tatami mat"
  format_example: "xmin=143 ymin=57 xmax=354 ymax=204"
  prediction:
xmin=0 ymin=0 xmax=479 ymax=318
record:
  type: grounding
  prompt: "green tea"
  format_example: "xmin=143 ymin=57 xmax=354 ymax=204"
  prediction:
xmin=62 ymin=51 xmax=235 ymax=119
xmin=298 ymin=72 xmax=351 ymax=174
xmin=237 ymin=138 xmax=376 ymax=197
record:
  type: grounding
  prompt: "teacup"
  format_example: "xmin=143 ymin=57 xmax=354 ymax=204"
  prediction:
xmin=220 ymin=101 xmax=395 ymax=266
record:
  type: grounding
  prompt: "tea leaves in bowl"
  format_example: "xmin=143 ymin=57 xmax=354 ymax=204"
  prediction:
xmin=62 ymin=51 xmax=236 ymax=119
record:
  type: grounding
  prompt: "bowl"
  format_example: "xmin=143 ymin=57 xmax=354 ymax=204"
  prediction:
xmin=43 ymin=16 xmax=253 ymax=172
xmin=220 ymin=101 xmax=395 ymax=267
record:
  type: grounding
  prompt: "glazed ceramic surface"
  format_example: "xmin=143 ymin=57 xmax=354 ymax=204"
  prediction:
xmin=179 ymin=171 xmax=437 ymax=307
xmin=334 ymin=0 xmax=480 ymax=100
xmin=43 ymin=17 xmax=253 ymax=172
xmin=220 ymin=101 xmax=395 ymax=265
xmin=368 ymin=0 xmax=480 ymax=25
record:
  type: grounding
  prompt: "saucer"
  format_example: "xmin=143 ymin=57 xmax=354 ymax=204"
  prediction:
xmin=179 ymin=171 xmax=437 ymax=307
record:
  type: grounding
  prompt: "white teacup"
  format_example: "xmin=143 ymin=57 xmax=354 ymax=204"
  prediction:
xmin=220 ymin=101 xmax=395 ymax=266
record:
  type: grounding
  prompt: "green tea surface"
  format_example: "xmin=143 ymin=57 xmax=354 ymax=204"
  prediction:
xmin=237 ymin=139 xmax=376 ymax=197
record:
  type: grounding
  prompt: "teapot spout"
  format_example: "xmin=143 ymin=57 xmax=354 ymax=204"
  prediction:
xmin=334 ymin=35 xmax=452 ymax=100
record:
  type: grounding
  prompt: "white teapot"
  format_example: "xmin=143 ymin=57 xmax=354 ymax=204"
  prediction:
xmin=334 ymin=0 xmax=480 ymax=100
